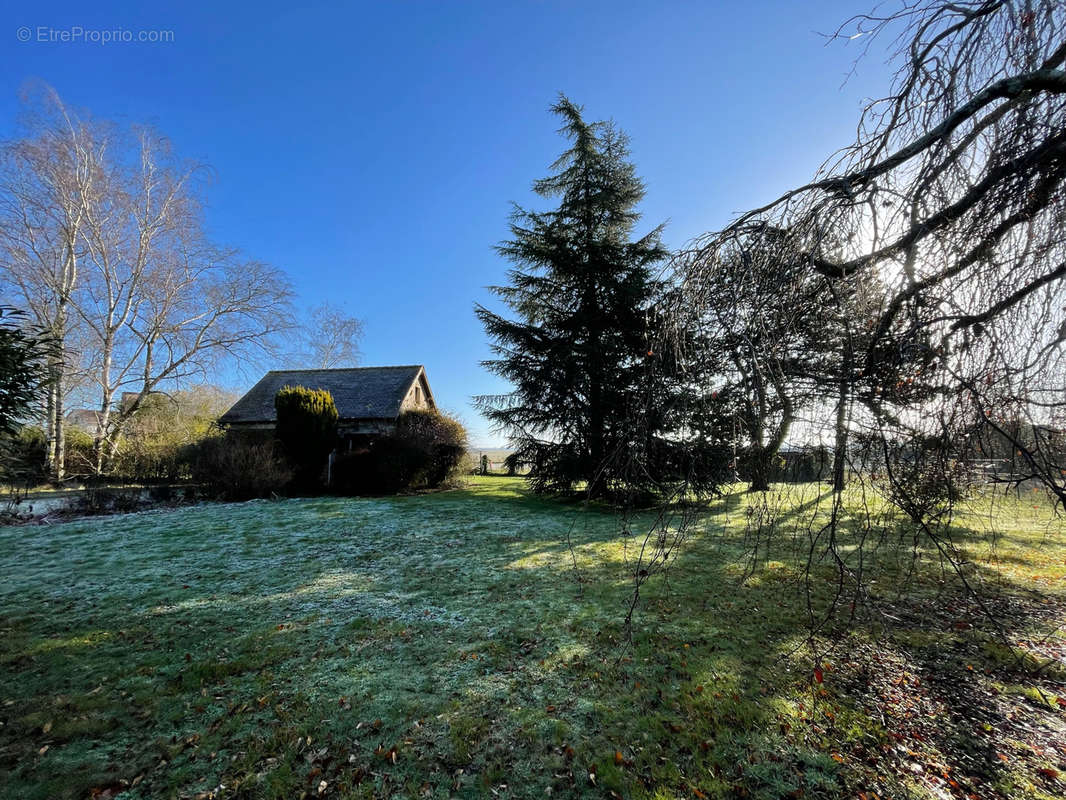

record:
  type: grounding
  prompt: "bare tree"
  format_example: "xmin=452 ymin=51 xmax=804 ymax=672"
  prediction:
xmin=672 ymin=228 xmax=837 ymax=491
xmin=0 ymin=86 xmax=103 ymax=480
xmin=670 ymin=0 xmax=1066 ymax=498
xmin=603 ymin=1 xmax=1066 ymax=645
xmin=299 ymin=302 xmax=363 ymax=368
xmin=75 ymin=128 xmax=293 ymax=472
xmin=278 ymin=302 xmax=364 ymax=370
xmin=0 ymin=85 xmax=295 ymax=477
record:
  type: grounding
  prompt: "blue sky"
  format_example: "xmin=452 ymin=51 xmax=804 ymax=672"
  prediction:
xmin=1 ymin=1 xmax=893 ymax=445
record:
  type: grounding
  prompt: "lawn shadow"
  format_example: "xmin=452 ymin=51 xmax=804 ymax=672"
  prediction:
xmin=2 ymin=482 xmax=1063 ymax=799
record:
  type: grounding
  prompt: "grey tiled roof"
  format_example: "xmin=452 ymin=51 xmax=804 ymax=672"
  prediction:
xmin=219 ymin=366 xmax=425 ymax=425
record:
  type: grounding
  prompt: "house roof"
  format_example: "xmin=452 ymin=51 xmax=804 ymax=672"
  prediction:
xmin=219 ymin=365 xmax=429 ymax=425
xmin=66 ymin=408 xmax=103 ymax=430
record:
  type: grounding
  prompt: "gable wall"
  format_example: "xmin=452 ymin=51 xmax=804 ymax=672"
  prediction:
xmin=399 ymin=372 xmax=435 ymax=413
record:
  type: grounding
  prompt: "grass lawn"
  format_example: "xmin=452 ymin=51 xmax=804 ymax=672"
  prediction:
xmin=1 ymin=477 xmax=1064 ymax=799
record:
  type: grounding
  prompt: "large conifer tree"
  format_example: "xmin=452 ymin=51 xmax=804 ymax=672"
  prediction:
xmin=475 ymin=97 xmax=668 ymax=495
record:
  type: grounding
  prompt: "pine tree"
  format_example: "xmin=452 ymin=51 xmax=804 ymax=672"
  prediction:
xmin=475 ymin=97 xmax=668 ymax=496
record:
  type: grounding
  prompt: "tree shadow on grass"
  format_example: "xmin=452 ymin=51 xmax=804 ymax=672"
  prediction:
xmin=1 ymin=488 xmax=1063 ymax=799
xmin=773 ymin=516 xmax=1066 ymax=800
xmin=871 ymin=562 xmax=1066 ymax=797
xmin=0 ymin=486 xmax=843 ymax=800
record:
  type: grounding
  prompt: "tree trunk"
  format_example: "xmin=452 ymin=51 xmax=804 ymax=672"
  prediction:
xmin=94 ymin=406 xmax=111 ymax=475
xmin=44 ymin=378 xmax=57 ymax=478
xmin=831 ymin=311 xmax=854 ymax=493
xmin=588 ymin=376 xmax=605 ymax=495
xmin=749 ymin=448 xmax=772 ymax=492
xmin=747 ymin=363 xmax=794 ymax=493
xmin=52 ymin=365 xmax=65 ymax=482
xmin=831 ymin=375 xmax=849 ymax=493
xmin=51 ymin=301 xmax=69 ymax=482
xmin=93 ymin=367 xmax=115 ymax=476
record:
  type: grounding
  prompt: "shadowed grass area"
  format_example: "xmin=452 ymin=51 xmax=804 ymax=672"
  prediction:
xmin=0 ymin=477 xmax=1063 ymax=799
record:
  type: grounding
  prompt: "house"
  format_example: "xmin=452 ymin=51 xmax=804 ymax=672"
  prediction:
xmin=218 ymin=365 xmax=436 ymax=445
xmin=65 ymin=393 xmax=147 ymax=435
xmin=66 ymin=408 xmax=105 ymax=434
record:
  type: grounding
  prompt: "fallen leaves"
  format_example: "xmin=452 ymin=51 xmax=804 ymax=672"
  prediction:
xmin=88 ymin=783 xmax=128 ymax=800
xmin=373 ymin=743 xmax=398 ymax=764
xmin=5 ymin=482 xmax=1065 ymax=800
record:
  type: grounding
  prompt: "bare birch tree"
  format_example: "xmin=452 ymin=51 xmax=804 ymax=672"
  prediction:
xmin=300 ymin=302 xmax=363 ymax=368
xmin=75 ymin=129 xmax=293 ymax=471
xmin=0 ymin=86 xmax=102 ymax=479
xmin=0 ymin=85 xmax=295 ymax=477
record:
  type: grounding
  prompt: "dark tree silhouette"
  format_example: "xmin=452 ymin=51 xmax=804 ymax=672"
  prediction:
xmin=476 ymin=96 xmax=669 ymax=496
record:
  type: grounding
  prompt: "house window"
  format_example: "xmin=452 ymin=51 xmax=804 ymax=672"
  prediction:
xmin=415 ymin=386 xmax=421 ymax=404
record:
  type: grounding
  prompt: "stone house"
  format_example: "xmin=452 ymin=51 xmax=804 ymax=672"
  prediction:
xmin=218 ymin=365 xmax=436 ymax=446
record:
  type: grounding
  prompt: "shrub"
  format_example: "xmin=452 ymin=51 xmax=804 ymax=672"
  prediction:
xmin=0 ymin=426 xmax=47 ymax=488
xmin=395 ymin=408 xmax=467 ymax=485
xmin=112 ymin=438 xmax=192 ymax=483
xmin=110 ymin=388 xmax=235 ymax=483
xmin=191 ymin=431 xmax=292 ymax=500
xmin=274 ymin=386 xmax=338 ymax=490
xmin=333 ymin=409 xmax=467 ymax=495
xmin=74 ymin=487 xmax=146 ymax=515
xmin=1 ymin=426 xmax=109 ymax=489
xmin=63 ymin=427 xmax=97 ymax=478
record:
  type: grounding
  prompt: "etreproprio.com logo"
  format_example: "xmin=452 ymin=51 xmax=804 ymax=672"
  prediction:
xmin=16 ymin=26 xmax=175 ymax=44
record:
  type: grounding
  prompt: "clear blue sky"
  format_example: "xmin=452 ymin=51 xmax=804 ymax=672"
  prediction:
xmin=1 ymin=1 xmax=893 ymax=446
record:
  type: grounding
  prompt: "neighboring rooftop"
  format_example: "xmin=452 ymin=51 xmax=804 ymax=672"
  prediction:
xmin=219 ymin=365 xmax=430 ymax=425
xmin=66 ymin=408 xmax=104 ymax=432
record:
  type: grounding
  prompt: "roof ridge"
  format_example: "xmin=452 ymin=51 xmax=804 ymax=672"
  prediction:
xmin=220 ymin=365 xmax=429 ymax=425
xmin=265 ymin=365 xmax=422 ymax=374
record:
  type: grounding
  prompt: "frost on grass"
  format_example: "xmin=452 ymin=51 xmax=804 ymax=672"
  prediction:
xmin=1 ymin=479 xmax=1064 ymax=800
xmin=0 ymin=493 xmax=587 ymax=634
xmin=0 ymin=484 xmax=640 ymax=797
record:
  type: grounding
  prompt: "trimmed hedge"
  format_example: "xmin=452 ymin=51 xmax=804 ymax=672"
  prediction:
xmin=274 ymin=385 xmax=338 ymax=489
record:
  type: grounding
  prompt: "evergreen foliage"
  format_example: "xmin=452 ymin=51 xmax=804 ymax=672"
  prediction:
xmin=0 ymin=307 xmax=50 ymax=488
xmin=0 ymin=307 xmax=48 ymax=438
xmin=475 ymin=96 xmax=669 ymax=496
xmin=274 ymin=385 xmax=338 ymax=488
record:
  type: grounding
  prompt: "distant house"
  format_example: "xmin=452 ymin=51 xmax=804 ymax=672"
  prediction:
xmin=66 ymin=408 xmax=104 ymax=434
xmin=218 ymin=365 xmax=435 ymax=445
xmin=66 ymin=392 xmax=148 ymax=435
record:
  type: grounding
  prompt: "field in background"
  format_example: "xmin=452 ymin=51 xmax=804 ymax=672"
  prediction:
xmin=0 ymin=478 xmax=1063 ymax=799
xmin=466 ymin=449 xmax=516 ymax=473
